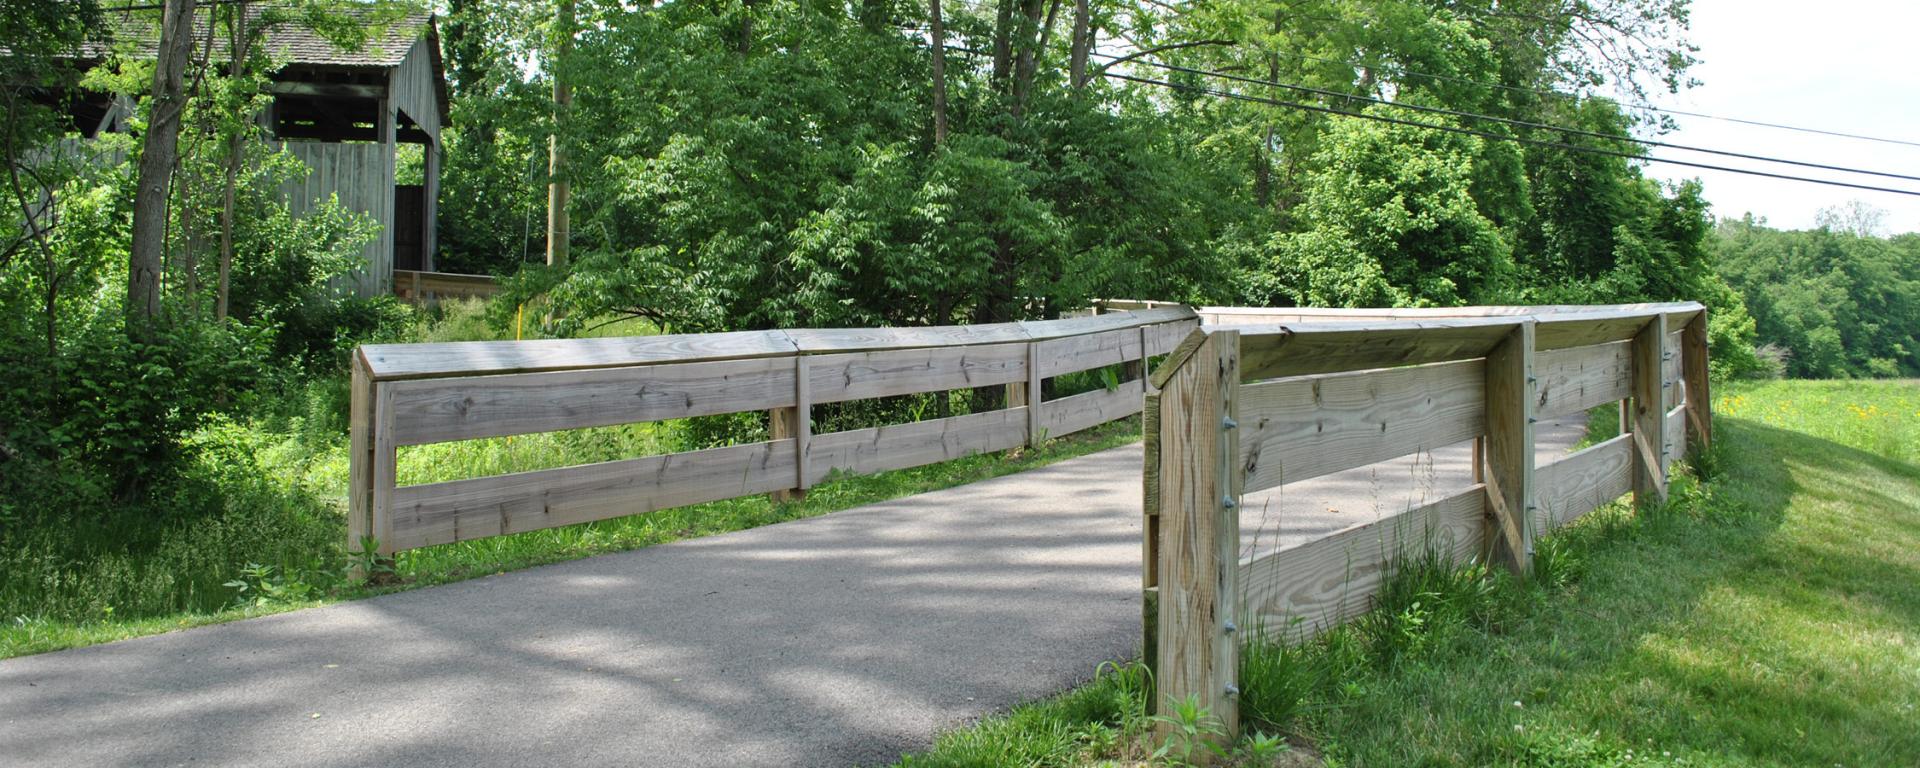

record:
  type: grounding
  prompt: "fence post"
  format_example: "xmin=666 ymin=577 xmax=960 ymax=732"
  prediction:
xmin=1141 ymin=389 xmax=1161 ymax=704
xmin=1023 ymin=341 xmax=1043 ymax=446
xmin=347 ymin=351 xmax=374 ymax=579
xmin=1631 ymin=313 xmax=1669 ymax=505
xmin=771 ymin=354 xmax=811 ymax=503
xmin=1482 ymin=321 xmax=1536 ymax=574
xmin=1153 ymin=329 xmax=1240 ymax=748
xmin=1682 ymin=309 xmax=1712 ymax=460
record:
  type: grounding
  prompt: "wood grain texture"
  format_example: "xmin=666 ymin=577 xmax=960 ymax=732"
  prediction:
xmin=372 ymin=383 xmax=397 ymax=556
xmin=1144 ymin=319 xmax=1198 ymax=357
xmin=1534 ymin=434 xmax=1631 ymax=531
xmin=1041 ymin=380 xmax=1145 ymax=438
xmin=1240 ymin=487 xmax=1484 ymax=643
xmin=1019 ymin=306 xmax=1197 ymax=340
xmin=1153 ymin=330 xmax=1239 ymax=740
xmin=1238 ymin=360 xmax=1486 ymax=494
xmin=362 ymin=330 xmax=798 ymax=381
xmin=347 ymin=353 xmax=374 ymax=565
xmin=1535 ymin=341 xmax=1631 ymax=420
xmin=1482 ymin=322 xmax=1536 ymax=573
xmin=1194 ymin=303 xmax=1700 ymax=352
xmin=1034 ymin=326 xmax=1143 ymax=378
xmin=387 ymin=440 xmax=796 ymax=550
xmin=1236 ymin=319 xmax=1517 ymax=380
xmin=788 ymin=323 xmax=1030 ymax=353
xmin=803 ymin=408 xmax=1029 ymax=486
xmin=1665 ymin=404 xmax=1687 ymax=469
xmin=1682 ymin=310 xmax=1713 ymax=455
xmin=1631 ymin=315 xmax=1669 ymax=504
xmin=806 ymin=342 xmax=1027 ymax=404
xmin=386 ymin=357 xmax=796 ymax=446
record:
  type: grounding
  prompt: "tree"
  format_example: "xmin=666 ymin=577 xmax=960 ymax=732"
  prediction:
xmin=128 ymin=0 xmax=197 ymax=332
xmin=545 ymin=0 xmax=575 ymax=267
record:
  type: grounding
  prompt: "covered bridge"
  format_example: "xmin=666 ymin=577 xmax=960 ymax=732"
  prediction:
xmin=57 ymin=8 xmax=450 ymax=295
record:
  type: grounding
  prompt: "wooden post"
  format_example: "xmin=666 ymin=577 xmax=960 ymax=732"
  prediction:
xmin=1481 ymin=321 xmax=1535 ymax=574
xmin=1682 ymin=309 xmax=1712 ymax=460
xmin=347 ymin=351 xmax=374 ymax=579
xmin=1141 ymin=390 xmax=1162 ymax=693
xmin=370 ymin=379 xmax=398 ymax=577
xmin=1024 ymin=341 xmax=1043 ymax=446
xmin=771 ymin=355 xmax=809 ymax=503
xmin=1631 ymin=314 xmax=1669 ymax=506
xmin=1154 ymin=330 xmax=1240 ymax=747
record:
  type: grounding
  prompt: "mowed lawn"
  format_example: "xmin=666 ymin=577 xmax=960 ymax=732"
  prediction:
xmin=896 ymin=379 xmax=1920 ymax=767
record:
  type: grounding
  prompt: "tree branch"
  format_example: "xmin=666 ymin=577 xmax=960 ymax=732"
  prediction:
xmin=1092 ymin=39 xmax=1236 ymax=75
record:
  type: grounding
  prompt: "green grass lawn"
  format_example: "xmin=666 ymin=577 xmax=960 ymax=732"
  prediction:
xmin=894 ymin=379 xmax=1920 ymax=767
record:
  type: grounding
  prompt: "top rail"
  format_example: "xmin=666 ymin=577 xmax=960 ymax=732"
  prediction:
xmin=361 ymin=306 xmax=1199 ymax=381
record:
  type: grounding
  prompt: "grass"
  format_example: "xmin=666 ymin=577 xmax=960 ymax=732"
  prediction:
xmin=1 ymin=297 xmax=1151 ymax=658
xmin=888 ymin=378 xmax=1920 ymax=767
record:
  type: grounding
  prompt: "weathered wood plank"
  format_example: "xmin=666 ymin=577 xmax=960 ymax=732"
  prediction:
xmin=1239 ymin=360 xmax=1486 ymax=494
xmin=1235 ymin=319 xmax=1516 ymax=380
xmin=388 ymin=440 xmax=796 ymax=550
xmin=1665 ymin=404 xmax=1687 ymax=469
xmin=788 ymin=324 xmax=1031 ymax=353
xmin=1034 ymin=326 xmax=1143 ymax=378
xmin=1631 ymin=315 xmax=1669 ymax=505
xmin=372 ymin=383 xmax=398 ymax=557
xmin=361 ymin=330 xmax=799 ymax=381
xmin=1534 ymin=434 xmax=1631 ymax=531
xmin=1194 ymin=303 xmax=1701 ymax=352
xmin=1154 ymin=330 xmax=1239 ymax=742
xmin=1535 ymin=341 xmax=1631 ymax=421
xmin=1019 ymin=306 xmax=1197 ymax=340
xmin=1682 ymin=310 xmax=1712 ymax=456
xmin=347 ymin=352 xmax=374 ymax=566
xmin=1144 ymin=319 xmax=1197 ymax=357
xmin=1240 ymin=486 xmax=1484 ymax=643
xmin=1482 ymin=322 xmax=1536 ymax=573
xmin=803 ymin=408 xmax=1029 ymax=485
xmin=806 ymin=342 xmax=1027 ymax=404
xmin=386 ymin=357 xmax=796 ymax=446
xmin=1040 ymin=380 xmax=1145 ymax=438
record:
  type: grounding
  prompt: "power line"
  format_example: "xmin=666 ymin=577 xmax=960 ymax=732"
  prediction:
xmin=1101 ymin=70 xmax=1920 ymax=198
xmin=1089 ymin=50 xmax=1920 ymax=184
xmin=1263 ymin=48 xmax=1920 ymax=149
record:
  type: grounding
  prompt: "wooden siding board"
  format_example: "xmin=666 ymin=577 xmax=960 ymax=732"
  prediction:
xmin=1535 ymin=341 xmax=1632 ymax=421
xmin=1534 ymin=434 xmax=1631 ymax=531
xmin=803 ymin=408 xmax=1029 ymax=485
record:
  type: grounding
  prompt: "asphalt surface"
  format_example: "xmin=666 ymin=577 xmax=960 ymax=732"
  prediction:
xmin=0 ymin=420 xmax=1583 ymax=767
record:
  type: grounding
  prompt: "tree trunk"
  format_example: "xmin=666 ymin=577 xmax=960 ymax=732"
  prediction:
xmin=545 ymin=0 xmax=575 ymax=267
xmin=128 ymin=0 xmax=197 ymax=332
xmin=929 ymin=0 xmax=948 ymax=145
xmin=216 ymin=2 xmax=250 ymax=321
xmin=1067 ymin=0 xmax=1091 ymax=90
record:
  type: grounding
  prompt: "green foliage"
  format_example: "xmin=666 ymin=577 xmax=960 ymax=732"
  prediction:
xmin=1714 ymin=215 xmax=1920 ymax=378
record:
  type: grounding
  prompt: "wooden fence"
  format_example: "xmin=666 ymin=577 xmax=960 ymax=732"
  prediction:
xmin=391 ymin=269 xmax=502 ymax=304
xmin=1141 ymin=302 xmax=1711 ymax=739
xmin=347 ymin=307 xmax=1197 ymax=559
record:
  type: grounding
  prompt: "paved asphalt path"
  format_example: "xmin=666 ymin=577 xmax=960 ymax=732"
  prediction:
xmin=0 ymin=420 xmax=1584 ymax=767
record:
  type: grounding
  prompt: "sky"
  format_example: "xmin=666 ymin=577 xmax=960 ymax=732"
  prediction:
xmin=1639 ymin=0 xmax=1920 ymax=234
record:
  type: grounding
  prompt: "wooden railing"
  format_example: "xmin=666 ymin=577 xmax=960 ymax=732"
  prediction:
xmin=392 ymin=269 xmax=501 ymax=303
xmin=1141 ymin=302 xmax=1710 ymax=740
xmin=347 ymin=307 xmax=1198 ymax=560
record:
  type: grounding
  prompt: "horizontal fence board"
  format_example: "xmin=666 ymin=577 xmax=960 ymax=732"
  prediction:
xmin=1535 ymin=314 xmax=1651 ymax=350
xmin=1240 ymin=360 xmax=1486 ymax=494
xmin=388 ymin=440 xmax=796 ymax=550
xmin=804 ymin=408 xmax=1028 ymax=485
xmin=1235 ymin=320 xmax=1515 ymax=380
xmin=1035 ymin=327 xmax=1143 ymax=378
xmin=1535 ymin=341 xmax=1631 ymax=420
xmin=1196 ymin=304 xmax=1695 ymax=352
xmin=1240 ymin=486 xmax=1485 ymax=643
xmin=1040 ymin=380 xmax=1144 ymax=438
xmin=362 ymin=330 xmax=799 ymax=381
xmin=1144 ymin=320 xmax=1194 ymax=357
xmin=1534 ymin=434 xmax=1631 ymax=531
xmin=788 ymin=324 xmax=1031 ymax=353
xmin=1019 ymin=306 xmax=1197 ymax=340
xmin=807 ymin=343 xmax=1028 ymax=404
xmin=387 ymin=357 xmax=797 ymax=445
